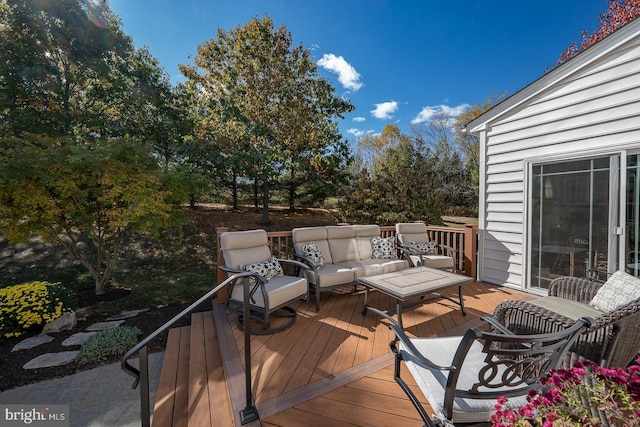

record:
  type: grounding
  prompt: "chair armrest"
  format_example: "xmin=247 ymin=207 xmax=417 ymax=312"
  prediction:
xmin=549 ymin=276 xmax=602 ymax=303
xmin=480 ymin=314 xmax=516 ymax=336
xmin=366 ymin=307 xmax=454 ymax=371
xmin=277 ymin=258 xmax=310 ymax=271
xmin=396 ymin=246 xmax=418 ymax=267
xmin=217 ymin=265 xmax=267 ymax=303
xmin=437 ymin=244 xmax=456 ymax=257
xmin=293 ymin=253 xmax=321 ymax=269
xmin=493 ymin=299 xmax=577 ymax=332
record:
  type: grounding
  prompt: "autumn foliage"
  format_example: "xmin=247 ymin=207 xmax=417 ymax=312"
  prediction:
xmin=555 ymin=0 xmax=640 ymax=67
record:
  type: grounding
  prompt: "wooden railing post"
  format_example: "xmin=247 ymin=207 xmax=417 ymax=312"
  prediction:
xmin=216 ymin=226 xmax=230 ymax=303
xmin=464 ymin=224 xmax=477 ymax=280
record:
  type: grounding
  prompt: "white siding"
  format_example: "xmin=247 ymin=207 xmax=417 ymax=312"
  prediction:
xmin=475 ymin=24 xmax=640 ymax=288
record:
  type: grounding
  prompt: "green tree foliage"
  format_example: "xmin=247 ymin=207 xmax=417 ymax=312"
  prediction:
xmin=0 ymin=0 xmax=132 ymax=137
xmin=411 ymin=114 xmax=477 ymax=215
xmin=180 ymin=15 xmax=353 ymax=223
xmin=0 ymin=0 xmax=189 ymax=294
xmin=454 ymin=93 xmax=506 ymax=198
xmin=336 ymin=124 xmax=444 ymax=225
xmin=0 ymin=137 xmax=185 ymax=295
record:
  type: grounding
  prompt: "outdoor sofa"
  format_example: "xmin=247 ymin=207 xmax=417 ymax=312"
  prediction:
xmin=292 ymin=224 xmax=409 ymax=311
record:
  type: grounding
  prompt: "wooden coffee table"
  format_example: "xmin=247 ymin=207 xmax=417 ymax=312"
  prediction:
xmin=359 ymin=266 xmax=473 ymax=328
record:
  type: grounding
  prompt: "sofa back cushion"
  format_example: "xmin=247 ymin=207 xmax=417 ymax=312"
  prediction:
xmin=353 ymin=224 xmax=381 ymax=259
xmin=326 ymin=226 xmax=359 ymax=263
xmin=292 ymin=227 xmax=333 ymax=265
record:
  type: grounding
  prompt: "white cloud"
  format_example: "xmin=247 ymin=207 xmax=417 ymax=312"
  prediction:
xmin=371 ymin=101 xmax=399 ymax=120
xmin=317 ymin=54 xmax=363 ymax=91
xmin=347 ymin=128 xmax=365 ymax=137
xmin=410 ymin=103 xmax=470 ymax=125
xmin=352 ymin=116 xmax=365 ymax=122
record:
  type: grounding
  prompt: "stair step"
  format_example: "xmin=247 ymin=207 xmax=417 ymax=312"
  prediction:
xmin=152 ymin=310 xmax=235 ymax=426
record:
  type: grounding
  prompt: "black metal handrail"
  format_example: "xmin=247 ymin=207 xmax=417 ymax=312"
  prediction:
xmin=121 ymin=271 xmax=261 ymax=427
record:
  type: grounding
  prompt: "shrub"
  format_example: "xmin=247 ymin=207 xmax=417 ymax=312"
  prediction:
xmin=0 ymin=281 xmax=76 ymax=340
xmin=492 ymin=358 xmax=640 ymax=427
xmin=76 ymin=326 xmax=141 ymax=365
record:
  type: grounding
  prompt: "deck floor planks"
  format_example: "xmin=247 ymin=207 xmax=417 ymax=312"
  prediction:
xmin=187 ymin=312 xmax=211 ymax=426
xmin=202 ymin=310 xmax=234 ymax=427
xmin=154 ymin=281 xmax=532 ymax=426
xmin=172 ymin=325 xmax=191 ymax=427
xmin=308 ymin=289 xmax=357 ymax=382
xmin=152 ymin=326 xmax=188 ymax=427
xmin=279 ymin=289 xmax=349 ymax=394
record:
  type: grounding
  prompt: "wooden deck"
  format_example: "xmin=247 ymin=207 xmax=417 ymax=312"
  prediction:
xmin=152 ymin=281 xmax=532 ymax=426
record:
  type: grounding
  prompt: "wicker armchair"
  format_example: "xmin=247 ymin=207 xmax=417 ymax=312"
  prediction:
xmin=493 ymin=275 xmax=640 ymax=368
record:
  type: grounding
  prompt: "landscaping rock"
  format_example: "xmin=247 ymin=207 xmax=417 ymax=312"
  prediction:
xmin=11 ymin=334 xmax=54 ymax=352
xmin=106 ymin=308 xmax=149 ymax=321
xmin=61 ymin=332 xmax=97 ymax=347
xmin=42 ymin=311 xmax=77 ymax=334
xmin=85 ymin=320 xmax=125 ymax=331
xmin=23 ymin=351 xmax=79 ymax=369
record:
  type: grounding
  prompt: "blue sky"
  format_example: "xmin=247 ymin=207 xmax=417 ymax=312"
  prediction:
xmin=109 ymin=0 xmax=607 ymax=141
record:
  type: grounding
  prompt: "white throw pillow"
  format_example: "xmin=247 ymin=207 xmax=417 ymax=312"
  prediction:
xmin=302 ymin=242 xmax=325 ymax=267
xmin=240 ymin=256 xmax=284 ymax=280
xmin=589 ymin=270 xmax=640 ymax=312
xmin=371 ymin=236 xmax=396 ymax=259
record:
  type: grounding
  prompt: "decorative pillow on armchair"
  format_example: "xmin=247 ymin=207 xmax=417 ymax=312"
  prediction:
xmin=589 ymin=270 xmax=640 ymax=312
xmin=240 ymin=256 xmax=284 ymax=280
xmin=302 ymin=242 xmax=325 ymax=267
xmin=408 ymin=241 xmax=437 ymax=255
xmin=371 ymin=236 xmax=396 ymax=259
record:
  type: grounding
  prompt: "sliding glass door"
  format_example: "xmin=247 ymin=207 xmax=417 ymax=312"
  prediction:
xmin=530 ymin=157 xmax=612 ymax=289
xmin=627 ymin=154 xmax=640 ymax=276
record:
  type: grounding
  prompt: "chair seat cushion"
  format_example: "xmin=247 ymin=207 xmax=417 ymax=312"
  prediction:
xmin=531 ymin=296 xmax=603 ymax=320
xmin=231 ymin=275 xmax=307 ymax=309
xmin=401 ymin=336 xmax=529 ymax=424
xmin=413 ymin=254 xmax=454 ymax=270
xmin=307 ymin=264 xmax=355 ymax=288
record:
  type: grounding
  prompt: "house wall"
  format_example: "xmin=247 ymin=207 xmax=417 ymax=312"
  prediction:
xmin=477 ymin=27 xmax=640 ymax=290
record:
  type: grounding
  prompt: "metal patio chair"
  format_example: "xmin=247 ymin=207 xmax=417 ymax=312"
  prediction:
xmin=219 ymin=229 xmax=309 ymax=334
xmin=395 ymin=222 xmax=456 ymax=272
xmin=370 ymin=307 xmax=591 ymax=426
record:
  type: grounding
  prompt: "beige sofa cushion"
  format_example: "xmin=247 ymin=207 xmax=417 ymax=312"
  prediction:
xmin=292 ymin=226 xmax=333 ymax=265
xmin=353 ymin=224 xmax=381 ymax=259
xmin=326 ymin=226 xmax=359 ymax=263
xmin=306 ymin=264 xmax=355 ymax=288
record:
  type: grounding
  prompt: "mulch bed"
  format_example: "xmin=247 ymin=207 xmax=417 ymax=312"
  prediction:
xmin=0 ymin=296 xmax=210 ymax=392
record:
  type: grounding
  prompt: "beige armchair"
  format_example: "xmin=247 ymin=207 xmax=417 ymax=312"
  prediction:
xmin=395 ymin=222 xmax=456 ymax=271
xmin=219 ymin=229 xmax=309 ymax=334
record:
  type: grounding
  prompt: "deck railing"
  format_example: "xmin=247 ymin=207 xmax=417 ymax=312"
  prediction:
xmin=215 ymin=223 xmax=477 ymax=296
xmin=121 ymin=272 xmax=261 ymax=426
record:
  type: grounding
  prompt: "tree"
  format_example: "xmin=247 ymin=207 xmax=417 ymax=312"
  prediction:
xmin=0 ymin=0 xmax=132 ymax=138
xmin=336 ymin=124 xmax=444 ymax=224
xmin=180 ymin=15 xmax=353 ymax=224
xmin=0 ymin=0 xmax=190 ymax=294
xmin=555 ymin=0 xmax=640 ymax=67
xmin=454 ymin=93 xmax=506 ymax=208
xmin=0 ymin=137 xmax=185 ymax=295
